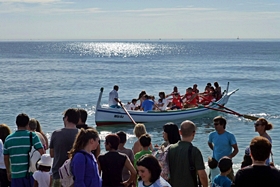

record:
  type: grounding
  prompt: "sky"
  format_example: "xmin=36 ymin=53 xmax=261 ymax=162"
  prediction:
xmin=0 ymin=0 xmax=280 ymax=40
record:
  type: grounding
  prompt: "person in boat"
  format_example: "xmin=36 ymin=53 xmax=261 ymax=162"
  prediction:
xmin=128 ymin=99 xmax=139 ymax=110
xmin=98 ymin=134 xmax=137 ymax=187
xmin=200 ymin=86 xmax=216 ymax=105
xmin=181 ymin=87 xmax=198 ymax=108
xmin=192 ymin=84 xmax=199 ymax=94
xmin=158 ymin=92 xmax=169 ymax=110
xmin=214 ymin=82 xmax=222 ymax=100
xmin=254 ymin=118 xmax=273 ymax=165
xmin=204 ymin=83 xmax=212 ymax=93
xmin=109 ymin=85 xmax=120 ymax=108
xmin=166 ymin=86 xmax=180 ymax=98
xmin=140 ymin=95 xmax=154 ymax=112
xmin=170 ymin=93 xmax=182 ymax=110
xmin=132 ymin=124 xmax=153 ymax=155
xmin=137 ymin=90 xmax=146 ymax=107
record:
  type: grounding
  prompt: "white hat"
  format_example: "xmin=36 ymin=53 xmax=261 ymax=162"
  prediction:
xmin=37 ymin=154 xmax=53 ymax=167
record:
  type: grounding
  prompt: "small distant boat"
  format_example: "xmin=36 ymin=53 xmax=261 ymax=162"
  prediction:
xmin=95 ymin=84 xmax=238 ymax=126
xmin=237 ymin=36 xmax=240 ymax=40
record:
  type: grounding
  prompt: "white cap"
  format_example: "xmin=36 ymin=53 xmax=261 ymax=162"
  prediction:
xmin=37 ymin=154 xmax=53 ymax=167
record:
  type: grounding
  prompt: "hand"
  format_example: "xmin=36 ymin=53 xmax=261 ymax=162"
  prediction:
xmin=7 ymin=172 xmax=11 ymax=181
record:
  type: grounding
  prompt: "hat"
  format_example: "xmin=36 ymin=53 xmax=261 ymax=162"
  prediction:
xmin=37 ymin=154 xmax=53 ymax=167
xmin=218 ymin=156 xmax=233 ymax=172
xmin=245 ymin=147 xmax=250 ymax=156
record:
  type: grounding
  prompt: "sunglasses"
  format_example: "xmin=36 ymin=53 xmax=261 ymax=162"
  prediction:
xmin=214 ymin=123 xmax=220 ymax=126
xmin=254 ymin=123 xmax=262 ymax=127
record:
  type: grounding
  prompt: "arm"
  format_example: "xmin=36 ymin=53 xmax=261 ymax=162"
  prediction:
xmin=50 ymin=148 xmax=54 ymax=158
xmin=41 ymin=132 xmax=49 ymax=150
xmin=208 ymin=142 xmax=213 ymax=150
xmin=72 ymin=153 xmax=86 ymax=187
xmin=4 ymin=155 xmax=11 ymax=181
xmin=123 ymin=157 xmax=137 ymax=187
xmin=94 ymin=144 xmax=101 ymax=159
xmin=97 ymin=158 xmax=101 ymax=174
xmin=38 ymin=148 xmax=44 ymax=155
xmin=228 ymin=144 xmax=239 ymax=159
xmin=197 ymin=169 xmax=208 ymax=187
xmin=33 ymin=180 xmax=39 ymax=187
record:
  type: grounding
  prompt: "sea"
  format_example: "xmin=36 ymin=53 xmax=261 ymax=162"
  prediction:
xmin=1 ymin=40 xmax=280 ymax=172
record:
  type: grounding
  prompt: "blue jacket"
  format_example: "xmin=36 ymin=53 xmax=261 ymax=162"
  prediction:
xmin=71 ymin=151 xmax=102 ymax=187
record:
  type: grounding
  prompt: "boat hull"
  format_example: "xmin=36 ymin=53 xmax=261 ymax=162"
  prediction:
xmin=95 ymin=89 xmax=237 ymax=126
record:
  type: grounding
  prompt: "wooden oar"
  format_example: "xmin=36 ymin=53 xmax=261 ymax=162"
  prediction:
xmin=213 ymin=102 xmax=259 ymax=121
xmin=204 ymin=106 xmax=237 ymax=115
xmin=115 ymin=98 xmax=137 ymax=125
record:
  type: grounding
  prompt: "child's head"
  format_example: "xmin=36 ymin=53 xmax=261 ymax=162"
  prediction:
xmin=218 ymin=156 xmax=232 ymax=174
xmin=116 ymin=131 xmax=127 ymax=145
xmin=132 ymin=99 xmax=137 ymax=104
xmin=136 ymin=154 xmax=161 ymax=183
xmin=139 ymin=134 xmax=151 ymax=148
xmin=158 ymin=99 xmax=163 ymax=103
xmin=241 ymin=147 xmax=252 ymax=168
xmin=208 ymin=157 xmax=218 ymax=169
xmin=37 ymin=154 xmax=52 ymax=172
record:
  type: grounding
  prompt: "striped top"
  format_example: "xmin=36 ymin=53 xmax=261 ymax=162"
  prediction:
xmin=4 ymin=130 xmax=43 ymax=178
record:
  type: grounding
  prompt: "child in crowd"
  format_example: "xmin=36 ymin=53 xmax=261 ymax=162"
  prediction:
xmin=211 ymin=156 xmax=233 ymax=187
xmin=208 ymin=156 xmax=219 ymax=183
xmin=241 ymin=147 xmax=252 ymax=168
xmin=136 ymin=154 xmax=171 ymax=187
xmin=33 ymin=154 xmax=52 ymax=187
xmin=117 ymin=131 xmax=135 ymax=184
xmin=134 ymin=134 xmax=152 ymax=167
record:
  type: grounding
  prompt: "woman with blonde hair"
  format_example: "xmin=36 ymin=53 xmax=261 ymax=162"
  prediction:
xmin=0 ymin=124 xmax=11 ymax=187
xmin=34 ymin=119 xmax=49 ymax=150
xmin=132 ymin=123 xmax=153 ymax=155
xmin=69 ymin=127 xmax=101 ymax=187
xmin=254 ymin=117 xmax=273 ymax=165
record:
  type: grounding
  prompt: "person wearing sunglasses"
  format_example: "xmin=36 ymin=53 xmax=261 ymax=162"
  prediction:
xmin=208 ymin=116 xmax=238 ymax=182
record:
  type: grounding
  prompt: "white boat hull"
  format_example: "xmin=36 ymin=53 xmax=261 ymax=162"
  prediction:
xmin=95 ymin=87 xmax=238 ymax=126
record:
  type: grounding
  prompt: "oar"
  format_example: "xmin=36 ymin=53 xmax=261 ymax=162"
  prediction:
xmin=115 ymin=98 xmax=137 ymax=125
xmin=204 ymin=105 xmax=237 ymax=115
xmin=213 ymin=102 xmax=259 ymax=121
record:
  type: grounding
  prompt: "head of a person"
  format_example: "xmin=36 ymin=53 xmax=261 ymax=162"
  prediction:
xmin=208 ymin=157 xmax=218 ymax=169
xmin=63 ymin=108 xmax=80 ymax=125
xmin=105 ymin=134 xmax=120 ymax=150
xmin=69 ymin=127 xmax=99 ymax=158
xmin=37 ymin=154 xmax=52 ymax=172
xmin=116 ymin=131 xmax=127 ymax=144
xmin=78 ymin=109 xmax=88 ymax=124
xmin=132 ymin=99 xmax=137 ymax=104
xmin=174 ymin=93 xmax=179 ymax=98
xmin=180 ymin=120 xmax=196 ymax=138
xmin=210 ymin=86 xmax=215 ymax=92
xmin=242 ymin=147 xmax=252 ymax=168
xmin=113 ymin=85 xmax=119 ymax=91
xmin=139 ymin=91 xmax=146 ymax=99
xmin=35 ymin=120 xmax=42 ymax=133
xmin=186 ymin=87 xmax=193 ymax=93
xmin=207 ymin=83 xmax=212 ymax=87
xmin=214 ymin=82 xmax=219 ymax=88
xmin=159 ymin=92 xmax=165 ymax=99
xmin=144 ymin=94 xmax=149 ymax=100
xmin=250 ymin=136 xmax=271 ymax=162
xmin=173 ymin=86 xmax=178 ymax=92
xmin=16 ymin=113 xmax=30 ymax=128
xmin=136 ymin=154 xmax=161 ymax=184
xmin=139 ymin=134 xmax=151 ymax=148
xmin=133 ymin=123 xmax=147 ymax=138
xmin=163 ymin=122 xmax=181 ymax=144
xmin=158 ymin=98 xmax=163 ymax=103
xmin=213 ymin=116 xmax=227 ymax=129
xmin=0 ymin=124 xmax=11 ymax=143
xmin=193 ymin=84 xmax=197 ymax=89
xmin=28 ymin=118 xmax=38 ymax=131
xmin=254 ymin=118 xmax=273 ymax=132
xmin=218 ymin=157 xmax=233 ymax=173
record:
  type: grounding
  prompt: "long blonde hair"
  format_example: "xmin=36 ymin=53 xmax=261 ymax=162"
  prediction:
xmin=68 ymin=127 xmax=99 ymax=159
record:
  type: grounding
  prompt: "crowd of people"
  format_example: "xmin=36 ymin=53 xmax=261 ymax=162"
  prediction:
xmin=1 ymin=108 xmax=279 ymax=187
xmin=108 ymin=82 xmax=222 ymax=112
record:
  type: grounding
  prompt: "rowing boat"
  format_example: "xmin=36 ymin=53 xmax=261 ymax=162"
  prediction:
xmin=95 ymin=84 xmax=238 ymax=126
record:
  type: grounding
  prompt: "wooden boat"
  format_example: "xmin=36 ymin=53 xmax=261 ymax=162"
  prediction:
xmin=95 ymin=84 xmax=238 ymax=126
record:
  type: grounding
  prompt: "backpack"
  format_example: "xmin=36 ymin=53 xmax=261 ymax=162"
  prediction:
xmin=59 ymin=151 xmax=87 ymax=187
xmin=29 ymin=132 xmax=41 ymax=173
xmin=152 ymin=145 xmax=171 ymax=181
xmin=59 ymin=158 xmax=74 ymax=187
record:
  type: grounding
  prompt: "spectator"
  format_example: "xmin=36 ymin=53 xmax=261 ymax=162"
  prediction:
xmin=49 ymin=108 xmax=80 ymax=187
xmin=33 ymin=154 xmax=53 ymax=187
xmin=4 ymin=113 xmax=43 ymax=187
xmin=69 ymin=128 xmax=101 ymax=187
xmin=136 ymin=154 xmax=171 ymax=187
xmin=0 ymin=124 xmax=11 ymax=187
xmin=134 ymin=134 xmax=152 ymax=167
xmin=232 ymin=136 xmax=280 ymax=187
xmin=35 ymin=120 xmax=49 ymax=150
xmin=168 ymin=120 xmax=208 ymax=187
xmin=211 ymin=156 xmax=232 ymax=187
xmin=29 ymin=118 xmax=47 ymax=152
xmin=241 ymin=147 xmax=252 ymax=168
xmin=208 ymin=116 xmax=238 ymax=181
xmin=98 ymin=134 xmax=136 ymax=187
xmin=132 ymin=124 xmax=152 ymax=155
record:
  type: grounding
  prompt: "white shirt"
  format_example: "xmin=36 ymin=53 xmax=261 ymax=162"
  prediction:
xmin=0 ymin=139 xmax=5 ymax=169
xmin=33 ymin=170 xmax=51 ymax=187
xmin=128 ymin=103 xmax=139 ymax=110
xmin=138 ymin=177 xmax=171 ymax=187
xmin=108 ymin=89 xmax=118 ymax=106
xmin=161 ymin=99 xmax=169 ymax=110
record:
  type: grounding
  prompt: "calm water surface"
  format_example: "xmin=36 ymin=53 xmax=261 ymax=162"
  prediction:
xmin=1 ymin=40 xmax=280 ymax=171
